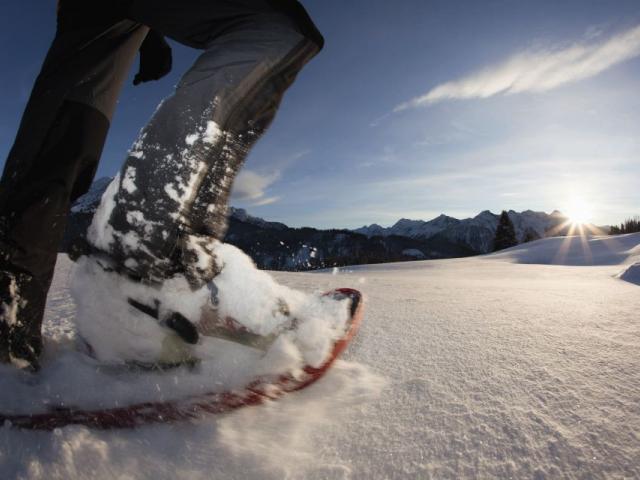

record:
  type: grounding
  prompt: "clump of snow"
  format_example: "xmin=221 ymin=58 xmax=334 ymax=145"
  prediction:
xmin=206 ymin=243 xmax=351 ymax=367
xmin=121 ymin=167 xmax=137 ymax=194
xmin=185 ymin=121 xmax=222 ymax=146
xmin=164 ymin=160 xmax=207 ymax=206
xmin=71 ymin=255 xmax=194 ymax=365
xmin=163 ymin=183 xmax=182 ymax=203
xmin=203 ymin=121 xmax=222 ymax=144
xmin=86 ymin=174 xmax=120 ymax=251
xmin=185 ymin=133 xmax=199 ymax=146
xmin=210 ymin=243 xmax=301 ymax=336
xmin=125 ymin=210 xmax=159 ymax=236
xmin=0 ymin=276 xmax=19 ymax=327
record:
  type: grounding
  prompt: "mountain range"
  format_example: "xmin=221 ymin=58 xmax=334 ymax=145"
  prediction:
xmin=355 ymin=209 xmax=572 ymax=254
xmin=61 ymin=178 xmax=583 ymax=271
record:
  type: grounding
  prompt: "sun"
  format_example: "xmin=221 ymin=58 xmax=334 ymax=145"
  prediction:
xmin=564 ymin=197 xmax=593 ymax=225
xmin=546 ymin=191 xmax=606 ymax=240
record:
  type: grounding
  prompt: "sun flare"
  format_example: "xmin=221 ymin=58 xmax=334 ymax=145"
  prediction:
xmin=564 ymin=197 xmax=593 ymax=225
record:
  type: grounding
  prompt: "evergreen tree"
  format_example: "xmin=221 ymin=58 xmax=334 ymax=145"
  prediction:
xmin=522 ymin=228 xmax=540 ymax=243
xmin=624 ymin=216 xmax=640 ymax=233
xmin=493 ymin=210 xmax=518 ymax=251
xmin=609 ymin=216 xmax=640 ymax=235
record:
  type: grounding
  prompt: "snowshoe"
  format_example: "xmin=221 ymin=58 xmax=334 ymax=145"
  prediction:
xmin=71 ymin=242 xmax=354 ymax=371
xmin=0 ymin=287 xmax=363 ymax=430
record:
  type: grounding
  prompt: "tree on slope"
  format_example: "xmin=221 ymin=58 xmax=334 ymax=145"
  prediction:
xmin=610 ymin=216 xmax=640 ymax=234
xmin=493 ymin=210 xmax=518 ymax=251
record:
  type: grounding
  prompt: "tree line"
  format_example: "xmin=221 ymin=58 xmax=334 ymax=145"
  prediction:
xmin=610 ymin=216 xmax=640 ymax=234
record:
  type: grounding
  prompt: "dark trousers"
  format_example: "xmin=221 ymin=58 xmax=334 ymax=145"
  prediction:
xmin=0 ymin=0 xmax=322 ymax=365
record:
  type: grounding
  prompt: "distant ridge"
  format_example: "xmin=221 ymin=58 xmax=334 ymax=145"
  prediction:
xmin=62 ymin=179 xmax=602 ymax=270
xmin=354 ymin=210 xmax=575 ymax=253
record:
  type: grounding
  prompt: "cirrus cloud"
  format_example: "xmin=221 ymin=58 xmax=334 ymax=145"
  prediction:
xmin=396 ymin=23 xmax=640 ymax=111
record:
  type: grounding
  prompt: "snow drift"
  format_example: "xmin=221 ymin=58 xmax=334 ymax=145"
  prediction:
xmin=618 ymin=261 xmax=640 ymax=286
xmin=487 ymin=232 xmax=640 ymax=266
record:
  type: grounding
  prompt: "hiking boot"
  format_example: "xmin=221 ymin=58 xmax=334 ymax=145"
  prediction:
xmin=71 ymin=239 xmax=301 ymax=367
xmin=0 ymin=271 xmax=44 ymax=371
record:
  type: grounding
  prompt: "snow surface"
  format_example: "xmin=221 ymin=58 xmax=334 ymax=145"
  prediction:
xmin=488 ymin=232 xmax=640 ymax=266
xmin=1 ymin=233 xmax=639 ymax=479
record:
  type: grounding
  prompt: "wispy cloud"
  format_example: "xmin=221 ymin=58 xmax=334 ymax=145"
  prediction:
xmin=229 ymin=150 xmax=311 ymax=207
xmin=250 ymin=195 xmax=280 ymax=207
xmin=231 ymin=169 xmax=281 ymax=206
xmin=396 ymin=23 xmax=640 ymax=111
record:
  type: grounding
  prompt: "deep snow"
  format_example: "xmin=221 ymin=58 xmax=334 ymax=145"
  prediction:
xmin=1 ymin=233 xmax=639 ymax=479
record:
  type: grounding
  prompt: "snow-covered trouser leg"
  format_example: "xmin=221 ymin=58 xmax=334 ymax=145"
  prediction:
xmin=0 ymin=1 xmax=147 ymax=367
xmin=89 ymin=7 xmax=322 ymax=288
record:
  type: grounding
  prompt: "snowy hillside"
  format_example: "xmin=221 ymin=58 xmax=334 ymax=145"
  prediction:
xmin=1 ymin=233 xmax=639 ymax=479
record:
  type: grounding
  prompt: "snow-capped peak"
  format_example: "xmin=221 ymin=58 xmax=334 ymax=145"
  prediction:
xmin=70 ymin=177 xmax=113 ymax=213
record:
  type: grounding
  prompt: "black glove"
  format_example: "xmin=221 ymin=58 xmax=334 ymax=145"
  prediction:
xmin=133 ymin=30 xmax=173 ymax=86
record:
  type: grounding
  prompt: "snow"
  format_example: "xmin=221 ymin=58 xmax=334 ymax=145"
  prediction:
xmin=121 ymin=167 xmax=137 ymax=194
xmin=203 ymin=121 xmax=222 ymax=144
xmin=185 ymin=133 xmax=199 ymax=146
xmin=86 ymin=174 xmax=120 ymax=251
xmin=0 ymin=275 xmax=19 ymax=327
xmin=488 ymin=232 xmax=640 ymax=266
xmin=185 ymin=121 xmax=222 ymax=147
xmin=163 ymin=183 xmax=182 ymax=203
xmin=1 ymin=233 xmax=639 ymax=479
xmin=618 ymin=261 xmax=640 ymax=286
xmin=69 ymin=177 xmax=113 ymax=214
xmin=402 ymin=248 xmax=426 ymax=259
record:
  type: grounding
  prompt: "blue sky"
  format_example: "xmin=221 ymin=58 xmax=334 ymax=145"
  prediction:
xmin=1 ymin=1 xmax=639 ymax=228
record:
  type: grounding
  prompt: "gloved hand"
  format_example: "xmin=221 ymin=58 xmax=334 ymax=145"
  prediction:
xmin=133 ymin=30 xmax=173 ymax=86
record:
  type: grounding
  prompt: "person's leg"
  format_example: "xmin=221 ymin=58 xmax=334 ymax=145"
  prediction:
xmin=0 ymin=1 xmax=147 ymax=367
xmin=89 ymin=0 xmax=323 ymax=289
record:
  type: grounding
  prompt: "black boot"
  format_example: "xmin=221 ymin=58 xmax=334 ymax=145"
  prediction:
xmin=0 ymin=271 xmax=45 ymax=371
